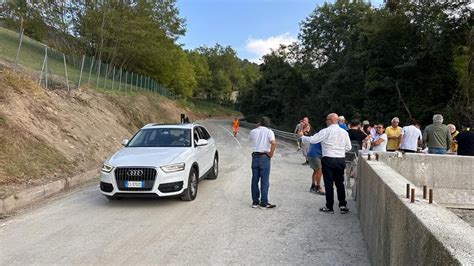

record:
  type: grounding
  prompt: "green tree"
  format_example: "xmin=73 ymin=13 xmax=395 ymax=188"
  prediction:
xmin=193 ymin=44 xmax=259 ymax=101
xmin=187 ymin=51 xmax=212 ymax=97
xmin=0 ymin=1 xmax=49 ymax=41
xmin=240 ymin=1 xmax=472 ymax=129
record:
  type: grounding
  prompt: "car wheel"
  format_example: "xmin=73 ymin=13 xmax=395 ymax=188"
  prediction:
xmin=181 ymin=168 xmax=198 ymax=201
xmin=207 ymin=154 xmax=219 ymax=180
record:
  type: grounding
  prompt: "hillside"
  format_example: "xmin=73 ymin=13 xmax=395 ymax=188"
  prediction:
xmin=0 ymin=65 xmax=239 ymax=199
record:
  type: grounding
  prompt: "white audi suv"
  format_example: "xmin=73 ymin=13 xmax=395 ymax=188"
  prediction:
xmin=100 ymin=123 xmax=218 ymax=201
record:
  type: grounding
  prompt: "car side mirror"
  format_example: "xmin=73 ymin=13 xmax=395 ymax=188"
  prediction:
xmin=196 ymin=139 xmax=208 ymax=146
xmin=122 ymin=139 xmax=129 ymax=146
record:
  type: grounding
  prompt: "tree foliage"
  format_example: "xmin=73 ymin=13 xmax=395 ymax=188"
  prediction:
xmin=0 ymin=1 xmax=259 ymax=99
xmin=190 ymin=44 xmax=260 ymax=101
xmin=239 ymin=1 xmax=473 ymax=130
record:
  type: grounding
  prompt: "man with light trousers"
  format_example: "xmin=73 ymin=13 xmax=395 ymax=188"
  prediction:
xmin=298 ymin=113 xmax=352 ymax=214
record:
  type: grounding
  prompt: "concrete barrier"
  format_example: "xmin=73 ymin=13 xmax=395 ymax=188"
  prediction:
xmin=357 ymin=157 xmax=474 ymax=265
xmin=375 ymin=152 xmax=474 ymax=208
xmin=0 ymin=168 xmax=99 ymax=215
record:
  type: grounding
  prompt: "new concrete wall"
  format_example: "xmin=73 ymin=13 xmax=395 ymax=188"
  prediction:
xmin=357 ymin=158 xmax=474 ymax=265
xmin=375 ymin=153 xmax=474 ymax=208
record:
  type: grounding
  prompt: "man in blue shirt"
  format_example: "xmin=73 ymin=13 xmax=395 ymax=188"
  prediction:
xmin=307 ymin=142 xmax=325 ymax=195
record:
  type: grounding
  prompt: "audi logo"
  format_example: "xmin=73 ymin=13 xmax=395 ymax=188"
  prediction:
xmin=127 ymin=170 xmax=143 ymax=176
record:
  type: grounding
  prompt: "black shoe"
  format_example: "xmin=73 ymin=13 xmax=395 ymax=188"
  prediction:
xmin=315 ymin=188 xmax=326 ymax=195
xmin=340 ymin=206 xmax=349 ymax=214
xmin=259 ymin=203 xmax=276 ymax=209
xmin=319 ymin=207 xmax=334 ymax=214
xmin=252 ymin=202 xmax=259 ymax=208
xmin=309 ymin=186 xmax=318 ymax=194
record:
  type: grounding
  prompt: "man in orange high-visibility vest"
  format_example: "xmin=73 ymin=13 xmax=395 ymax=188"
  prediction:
xmin=232 ymin=118 xmax=239 ymax=137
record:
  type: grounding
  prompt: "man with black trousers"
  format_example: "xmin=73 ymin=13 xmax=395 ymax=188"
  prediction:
xmin=299 ymin=113 xmax=352 ymax=214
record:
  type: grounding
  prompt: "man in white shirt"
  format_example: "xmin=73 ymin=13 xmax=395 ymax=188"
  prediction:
xmin=249 ymin=116 xmax=276 ymax=209
xmin=400 ymin=119 xmax=422 ymax=153
xmin=371 ymin=124 xmax=387 ymax=152
xmin=299 ymin=113 xmax=352 ymax=214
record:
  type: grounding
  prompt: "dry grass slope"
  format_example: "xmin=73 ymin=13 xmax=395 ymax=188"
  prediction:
xmin=0 ymin=68 xmax=237 ymax=198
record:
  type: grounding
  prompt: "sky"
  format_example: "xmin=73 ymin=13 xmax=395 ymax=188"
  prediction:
xmin=177 ymin=0 xmax=385 ymax=63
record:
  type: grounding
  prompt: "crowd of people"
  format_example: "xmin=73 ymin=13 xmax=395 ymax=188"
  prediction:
xmin=246 ymin=113 xmax=473 ymax=213
xmin=295 ymin=114 xmax=474 ymax=156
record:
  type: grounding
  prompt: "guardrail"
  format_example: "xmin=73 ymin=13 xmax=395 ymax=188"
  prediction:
xmin=239 ymin=121 xmax=299 ymax=141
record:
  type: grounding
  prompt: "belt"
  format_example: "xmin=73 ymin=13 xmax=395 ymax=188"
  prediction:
xmin=252 ymin=152 xmax=268 ymax=156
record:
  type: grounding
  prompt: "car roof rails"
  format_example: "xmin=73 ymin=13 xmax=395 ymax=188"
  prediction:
xmin=143 ymin=123 xmax=166 ymax=128
xmin=143 ymin=122 xmax=195 ymax=128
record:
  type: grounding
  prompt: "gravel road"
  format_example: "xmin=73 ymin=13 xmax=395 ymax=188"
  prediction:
xmin=0 ymin=119 xmax=369 ymax=265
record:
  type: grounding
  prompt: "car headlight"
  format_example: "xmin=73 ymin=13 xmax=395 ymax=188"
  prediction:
xmin=161 ymin=163 xmax=185 ymax=173
xmin=101 ymin=163 xmax=114 ymax=173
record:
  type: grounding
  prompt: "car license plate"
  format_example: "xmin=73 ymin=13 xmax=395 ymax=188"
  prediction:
xmin=125 ymin=181 xmax=143 ymax=188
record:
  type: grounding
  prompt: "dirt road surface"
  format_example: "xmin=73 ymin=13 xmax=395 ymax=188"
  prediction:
xmin=0 ymin=120 xmax=369 ymax=265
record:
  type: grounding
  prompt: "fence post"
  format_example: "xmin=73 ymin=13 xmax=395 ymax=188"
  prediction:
xmin=96 ymin=59 xmax=101 ymax=89
xmin=119 ymin=68 xmax=122 ymax=91
xmin=112 ymin=65 xmax=116 ymax=90
xmin=104 ymin=64 xmax=109 ymax=89
xmin=39 ymin=45 xmax=47 ymax=85
xmin=45 ymin=46 xmax=48 ymax=90
xmin=125 ymin=71 xmax=128 ymax=91
xmin=87 ymin=56 xmax=95 ymax=85
xmin=14 ymin=29 xmax=24 ymax=70
xmin=62 ymin=53 xmax=70 ymax=92
xmin=78 ymin=54 xmax=85 ymax=89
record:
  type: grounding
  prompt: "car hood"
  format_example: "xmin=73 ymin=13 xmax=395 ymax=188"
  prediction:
xmin=107 ymin=147 xmax=191 ymax=167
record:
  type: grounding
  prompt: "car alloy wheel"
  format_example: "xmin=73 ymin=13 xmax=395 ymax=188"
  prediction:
xmin=190 ymin=170 xmax=197 ymax=196
xmin=182 ymin=168 xmax=198 ymax=201
xmin=207 ymin=155 xmax=219 ymax=180
xmin=213 ymin=157 xmax=218 ymax=177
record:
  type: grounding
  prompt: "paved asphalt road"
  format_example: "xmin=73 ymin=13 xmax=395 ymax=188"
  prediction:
xmin=0 ymin=119 xmax=369 ymax=265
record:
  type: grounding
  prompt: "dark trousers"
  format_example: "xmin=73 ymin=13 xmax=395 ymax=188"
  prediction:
xmin=321 ymin=156 xmax=347 ymax=210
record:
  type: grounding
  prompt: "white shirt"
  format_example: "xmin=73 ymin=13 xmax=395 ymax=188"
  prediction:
xmin=400 ymin=125 xmax=422 ymax=151
xmin=249 ymin=126 xmax=275 ymax=152
xmin=371 ymin=133 xmax=387 ymax=152
xmin=301 ymin=124 xmax=351 ymax=158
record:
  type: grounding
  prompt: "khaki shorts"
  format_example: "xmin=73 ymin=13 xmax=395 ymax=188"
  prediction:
xmin=308 ymin=157 xmax=322 ymax=170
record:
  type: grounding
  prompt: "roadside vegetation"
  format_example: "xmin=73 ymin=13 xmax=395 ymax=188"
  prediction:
xmin=0 ymin=1 xmax=260 ymax=101
xmin=239 ymin=2 xmax=473 ymax=130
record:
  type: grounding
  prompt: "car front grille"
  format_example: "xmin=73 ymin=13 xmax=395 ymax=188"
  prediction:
xmin=115 ymin=167 xmax=157 ymax=191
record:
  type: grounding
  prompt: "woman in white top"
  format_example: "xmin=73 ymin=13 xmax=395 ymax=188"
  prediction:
xmin=371 ymin=124 xmax=388 ymax=152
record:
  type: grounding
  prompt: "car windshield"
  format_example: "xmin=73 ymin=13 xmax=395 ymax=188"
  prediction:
xmin=127 ymin=128 xmax=191 ymax=147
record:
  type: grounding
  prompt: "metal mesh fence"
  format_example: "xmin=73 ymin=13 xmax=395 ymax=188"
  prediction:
xmin=0 ymin=27 xmax=174 ymax=98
